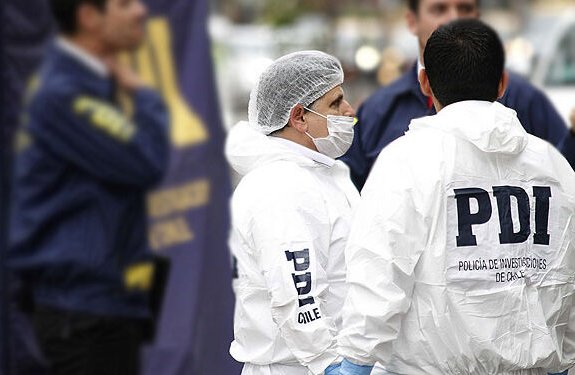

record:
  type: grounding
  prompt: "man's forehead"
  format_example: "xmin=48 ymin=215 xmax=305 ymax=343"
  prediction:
xmin=420 ymin=0 xmax=477 ymax=7
xmin=318 ymin=86 xmax=344 ymax=102
xmin=325 ymin=86 xmax=344 ymax=97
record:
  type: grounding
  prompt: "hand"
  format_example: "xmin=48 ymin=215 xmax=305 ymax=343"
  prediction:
xmin=325 ymin=363 xmax=341 ymax=375
xmin=339 ymin=359 xmax=373 ymax=375
xmin=104 ymin=57 xmax=147 ymax=92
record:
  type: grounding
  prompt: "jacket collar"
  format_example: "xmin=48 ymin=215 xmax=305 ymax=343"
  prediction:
xmin=271 ymin=137 xmax=336 ymax=167
xmin=45 ymin=39 xmax=115 ymax=99
xmin=384 ymin=62 xmax=432 ymax=110
xmin=407 ymin=63 xmax=432 ymax=108
xmin=55 ymin=37 xmax=109 ymax=78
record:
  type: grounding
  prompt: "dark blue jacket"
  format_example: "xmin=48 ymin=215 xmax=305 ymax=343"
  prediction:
xmin=8 ymin=43 xmax=170 ymax=318
xmin=341 ymin=64 xmax=575 ymax=190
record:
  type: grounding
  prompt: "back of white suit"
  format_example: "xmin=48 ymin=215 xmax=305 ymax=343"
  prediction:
xmin=339 ymin=102 xmax=575 ymax=375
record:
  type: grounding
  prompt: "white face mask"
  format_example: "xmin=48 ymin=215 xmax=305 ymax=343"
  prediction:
xmin=304 ymin=107 xmax=356 ymax=159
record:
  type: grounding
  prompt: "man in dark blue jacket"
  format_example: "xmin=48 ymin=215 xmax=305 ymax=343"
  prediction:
xmin=341 ymin=0 xmax=575 ymax=191
xmin=8 ymin=0 xmax=169 ymax=374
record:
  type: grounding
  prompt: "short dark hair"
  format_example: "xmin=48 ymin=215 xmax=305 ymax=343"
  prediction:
xmin=49 ymin=0 xmax=107 ymax=34
xmin=407 ymin=0 xmax=480 ymax=13
xmin=423 ymin=18 xmax=504 ymax=107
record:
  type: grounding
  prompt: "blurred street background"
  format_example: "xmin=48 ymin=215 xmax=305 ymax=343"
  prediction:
xmin=208 ymin=0 xmax=575 ymax=130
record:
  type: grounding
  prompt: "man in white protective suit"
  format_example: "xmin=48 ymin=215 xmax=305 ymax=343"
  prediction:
xmin=225 ymin=50 xmax=360 ymax=375
xmin=337 ymin=19 xmax=575 ymax=375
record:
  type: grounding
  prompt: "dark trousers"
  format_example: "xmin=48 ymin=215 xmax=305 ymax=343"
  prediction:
xmin=32 ymin=306 xmax=145 ymax=375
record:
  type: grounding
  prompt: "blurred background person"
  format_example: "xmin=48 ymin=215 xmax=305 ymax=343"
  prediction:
xmin=340 ymin=0 xmax=575 ymax=191
xmin=7 ymin=0 xmax=169 ymax=374
xmin=225 ymin=50 xmax=359 ymax=375
xmin=2 ymin=0 xmax=239 ymax=374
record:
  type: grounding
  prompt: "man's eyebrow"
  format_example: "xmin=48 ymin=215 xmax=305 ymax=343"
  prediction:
xmin=330 ymin=94 xmax=344 ymax=107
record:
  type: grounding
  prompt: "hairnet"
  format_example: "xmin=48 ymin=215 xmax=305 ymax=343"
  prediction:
xmin=248 ymin=50 xmax=344 ymax=135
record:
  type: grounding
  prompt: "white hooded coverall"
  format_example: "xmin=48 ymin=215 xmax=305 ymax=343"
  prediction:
xmin=339 ymin=101 xmax=575 ymax=375
xmin=226 ymin=122 xmax=359 ymax=375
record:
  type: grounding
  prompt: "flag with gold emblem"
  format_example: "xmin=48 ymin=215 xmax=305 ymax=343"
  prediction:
xmin=122 ymin=1 xmax=239 ymax=374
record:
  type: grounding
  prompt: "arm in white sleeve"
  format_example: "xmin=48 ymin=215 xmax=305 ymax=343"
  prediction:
xmin=549 ymin=160 xmax=575 ymax=372
xmin=338 ymin=145 xmax=431 ymax=366
xmin=555 ymin=216 xmax=575 ymax=373
xmin=249 ymin=185 xmax=339 ymax=374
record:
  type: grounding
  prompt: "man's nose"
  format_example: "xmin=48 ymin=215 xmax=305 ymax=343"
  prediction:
xmin=342 ymin=100 xmax=356 ymax=118
xmin=446 ymin=6 xmax=460 ymax=22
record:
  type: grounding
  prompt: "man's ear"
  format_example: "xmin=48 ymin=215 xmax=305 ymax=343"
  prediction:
xmin=497 ymin=71 xmax=509 ymax=99
xmin=406 ymin=9 xmax=418 ymax=35
xmin=419 ymin=69 xmax=433 ymax=98
xmin=288 ymin=104 xmax=307 ymax=133
xmin=77 ymin=3 xmax=103 ymax=33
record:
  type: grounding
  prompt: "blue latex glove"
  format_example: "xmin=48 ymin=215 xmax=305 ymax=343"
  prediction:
xmin=325 ymin=363 xmax=341 ymax=375
xmin=339 ymin=358 xmax=374 ymax=375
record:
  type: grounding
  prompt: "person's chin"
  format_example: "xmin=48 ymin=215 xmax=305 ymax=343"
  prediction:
xmin=127 ymin=27 xmax=146 ymax=48
xmin=122 ymin=36 xmax=145 ymax=52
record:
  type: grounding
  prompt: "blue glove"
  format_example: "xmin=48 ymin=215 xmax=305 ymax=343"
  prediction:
xmin=339 ymin=358 xmax=374 ymax=375
xmin=325 ymin=363 xmax=341 ymax=375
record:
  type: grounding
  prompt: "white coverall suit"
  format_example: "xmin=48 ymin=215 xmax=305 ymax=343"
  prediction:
xmin=226 ymin=122 xmax=360 ymax=375
xmin=339 ymin=101 xmax=575 ymax=375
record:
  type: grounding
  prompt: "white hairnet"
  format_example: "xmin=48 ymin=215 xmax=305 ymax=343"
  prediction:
xmin=248 ymin=50 xmax=344 ymax=135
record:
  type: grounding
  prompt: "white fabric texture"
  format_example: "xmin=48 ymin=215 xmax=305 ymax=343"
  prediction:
xmin=226 ymin=122 xmax=359 ymax=374
xmin=248 ymin=51 xmax=343 ymax=135
xmin=338 ymin=101 xmax=575 ymax=375
xmin=241 ymin=363 xmax=311 ymax=375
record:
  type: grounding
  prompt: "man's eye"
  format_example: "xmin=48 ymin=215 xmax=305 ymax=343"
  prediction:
xmin=430 ymin=5 xmax=447 ymax=15
xmin=459 ymin=4 xmax=476 ymax=14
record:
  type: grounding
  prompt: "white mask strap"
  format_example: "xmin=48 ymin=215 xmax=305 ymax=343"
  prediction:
xmin=304 ymin=107 xmax=327 ymax=120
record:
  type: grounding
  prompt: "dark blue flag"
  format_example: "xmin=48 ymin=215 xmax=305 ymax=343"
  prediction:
xmin=134 ymin=1 xmax=240 ymax=374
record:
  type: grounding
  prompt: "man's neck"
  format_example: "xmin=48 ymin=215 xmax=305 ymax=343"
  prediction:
xmin=271 ymin=127 xmax=317 ymax=152
xmin=63 ymin=34 xmax=113 ymax=61
xmin=57 ymin=35 xmax=110 ymax=77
